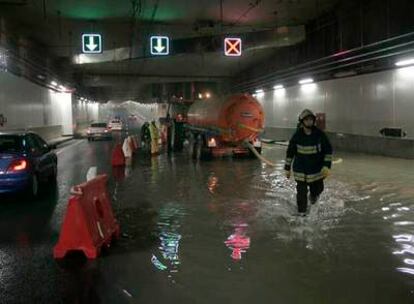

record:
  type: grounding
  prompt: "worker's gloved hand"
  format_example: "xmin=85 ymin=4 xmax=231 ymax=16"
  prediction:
xmin=321 ymin=167 xmax=330 ymax=179
xmin=285 ymin=170 xmax=291 ymax=179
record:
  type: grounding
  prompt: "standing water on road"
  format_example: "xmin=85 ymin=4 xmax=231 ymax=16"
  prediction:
xmin=106 ymin=143 xmax=414 ymax=303
xmin=1 ymin=140 xmax=414 ymax=303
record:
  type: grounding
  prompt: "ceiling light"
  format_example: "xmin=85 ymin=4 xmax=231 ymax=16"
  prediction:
xmin=299 ymin=78 xmax=314 ymax=85
xmin=59 ymin=85 xmax=67 ymax=91
xmin=273 ymin=85 xmax=284 ymax=90
xmin=333 ymin=70 xmax=357 ymax=78
xmin=50 ymin=81 xmax=58 ymax=86
xmin=255 ymin=89 xmax=264 ymax=94
xmin=395 ymin=58 xmax=414 ymax=67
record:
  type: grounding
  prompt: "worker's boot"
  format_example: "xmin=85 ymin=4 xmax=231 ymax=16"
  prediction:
xmin=309 ymin=194 xmax=319 ymax=205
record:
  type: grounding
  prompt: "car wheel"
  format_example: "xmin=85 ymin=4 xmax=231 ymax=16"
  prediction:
xmin=29 ymin=174 xmax=39 ymax=198
xmin=49 ymin=164 xmax=58 ymax=183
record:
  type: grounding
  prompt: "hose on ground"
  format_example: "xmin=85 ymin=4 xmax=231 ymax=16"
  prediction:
xmin=237 ymin=122 xmax=343 ymax=166
xmin=244 ymin=140 xmax=343 ymax=166
xmin=244 ymin=140 xmax=277 ymax=167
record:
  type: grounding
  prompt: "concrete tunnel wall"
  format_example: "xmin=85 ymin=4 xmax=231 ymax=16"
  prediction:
xmin=72 ymin=98 xmax=100 ymax=136
xmin=255 ymin=66 xmax=414 ymax=158
xmin=0 ymin=69 xmax=104 ymax=139
xmin=0 ymin=70 xmax=73 ymax=138
xmin=256 ymin=66 xmax=414 ymax=138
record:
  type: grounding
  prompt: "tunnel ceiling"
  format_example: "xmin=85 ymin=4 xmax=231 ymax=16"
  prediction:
xmin=0 ymin=0 xmax=340 ymax=101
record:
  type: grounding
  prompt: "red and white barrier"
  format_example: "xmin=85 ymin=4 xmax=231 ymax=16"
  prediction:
xmin=53 ymin=175 xmax=120 ymax=259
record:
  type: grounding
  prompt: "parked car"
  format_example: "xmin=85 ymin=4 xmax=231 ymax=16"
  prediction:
xmin=0 ymin=131 xmax=58 ymax=197
xmin=87 ymin=122 xmax=112 ymax=141
xmin=108 ymin=119 xmax=123 ymax=131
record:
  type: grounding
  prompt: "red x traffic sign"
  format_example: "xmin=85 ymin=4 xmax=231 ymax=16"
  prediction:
xmin=224 ymin=38 xmax=242 ymax=57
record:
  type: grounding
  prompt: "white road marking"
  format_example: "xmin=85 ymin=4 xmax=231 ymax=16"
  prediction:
xmin=122 ymin=289 xmax=133 ymax=298
xmin=86 ymin=166 xmax=97 ymax=181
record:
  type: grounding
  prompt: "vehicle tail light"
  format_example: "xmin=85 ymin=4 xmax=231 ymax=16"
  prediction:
xmin=7 ymin=159 xmax=28 ymax=173
xmin=208 ymin=137 xmax=217 ymax=148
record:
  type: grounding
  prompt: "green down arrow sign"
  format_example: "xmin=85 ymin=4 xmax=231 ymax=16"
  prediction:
xmin=151 ymin=36 xmax=170 ymax=56
xmin=82 ymin=34 xmax=102 ymax=54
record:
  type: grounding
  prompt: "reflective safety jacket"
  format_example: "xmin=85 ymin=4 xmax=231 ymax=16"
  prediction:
xmin=141 ymin=124 xmax=151 ymax=142
xmin=149 ymin=123 xmax=159 ymax=141
xmin=284 ymin=127 xmax=333 ymax=183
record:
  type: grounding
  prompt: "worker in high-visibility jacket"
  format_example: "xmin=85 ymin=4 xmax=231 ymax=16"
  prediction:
xmin=284 ymin=109 xmax=333 ymax=216
xmin=141 ymin=122 xmax=151 ymax=151
xmin=149 ymin=120 xmax=160 ymax=155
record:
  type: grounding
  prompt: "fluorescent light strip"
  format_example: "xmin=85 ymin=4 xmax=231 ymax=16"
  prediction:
xmin=273 ymin=85 xmax=284 ymax=90
xmin=396 ymin=58 xmax=414 ymax=67
xmin=299 ymin=78 xmax=314 ymax=85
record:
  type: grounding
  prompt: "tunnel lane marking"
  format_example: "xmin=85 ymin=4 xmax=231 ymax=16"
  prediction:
xmin=86 ymin=166 xmax=97 ymax=181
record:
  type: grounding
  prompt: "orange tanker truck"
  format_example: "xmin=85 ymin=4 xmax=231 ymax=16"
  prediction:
xmin=185 ymin=94 xmax=264 ymax=159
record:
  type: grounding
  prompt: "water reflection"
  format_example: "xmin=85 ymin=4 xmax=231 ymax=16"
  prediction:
xmin=382 ymin=197 xmax=414 ymax=277
xmin=393 ymin=233 xmax=414 ymax=276
xmin=224 ymin=223 xmax=251 ymax=261
xmin=207 ymin=175 xmax=219 ymax=194
xmin=220 ymin=201 xmax=257 ymax=263
xmin=151 ymin=203 xmax=185 ymax=276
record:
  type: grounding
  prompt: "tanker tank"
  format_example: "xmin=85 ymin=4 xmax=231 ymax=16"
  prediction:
xmin=186 ymin=94 xmax=264 ymax=158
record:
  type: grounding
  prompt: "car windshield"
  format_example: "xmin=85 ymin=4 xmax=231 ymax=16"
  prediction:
xmin=91 ymin=123 xmax=107 ymax=128
xmin=0 ymin=135 xmax=24 ymax=153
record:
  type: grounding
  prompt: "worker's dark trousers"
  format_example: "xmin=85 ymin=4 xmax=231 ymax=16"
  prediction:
xmin=296 ymin=179 xmax=324 ymax=213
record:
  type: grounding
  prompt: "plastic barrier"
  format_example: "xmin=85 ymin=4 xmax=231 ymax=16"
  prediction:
xmin=53 ymin=175 xmax=120 ymax=259
xmin=160 ymin=125 xmax=168 ymax=144
xmin=131 ymin=136 xmax=139 ymax=151
xmin=137 ymin=135 xmax=141 ymax=148
xmin=122 ymin=137 xmax=133 ymax=158
xmin=127 ymin=136 xmax=138 ymax=153
xmin=112 ymin=143 xmax=125 ymax=166
xmin=128 ymin=136 xmax=135 ymax=153
xmin=122 ymin=137 xmax=133 ymax=166
xmin=112 ymin=166 xmax=125 ymax=182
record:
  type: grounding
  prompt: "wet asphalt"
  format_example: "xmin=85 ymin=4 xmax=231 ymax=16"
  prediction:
xmin=1 ymin=136 xmax=414 ymax=303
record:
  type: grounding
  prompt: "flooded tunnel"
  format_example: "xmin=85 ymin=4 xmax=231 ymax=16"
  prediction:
xmin=1 ymin=0 xmax=414 ymax=303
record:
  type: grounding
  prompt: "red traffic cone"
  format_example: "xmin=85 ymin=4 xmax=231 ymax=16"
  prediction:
xmin=111 ymin=144 xmax=125 ymax=166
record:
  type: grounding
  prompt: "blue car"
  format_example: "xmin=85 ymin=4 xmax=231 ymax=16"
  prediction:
xmin=0 ymin=131 xmax=58 ymax=197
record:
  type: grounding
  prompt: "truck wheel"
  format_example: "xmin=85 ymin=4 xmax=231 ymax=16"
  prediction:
xmin=193 ymin=136 xmax=212 ymax=161
xmin=193 ymin=139 xmax=202 ymax=160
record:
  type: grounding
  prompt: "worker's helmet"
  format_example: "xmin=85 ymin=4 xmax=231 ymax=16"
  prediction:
xmin=298 ymin=109 xmax=316 ymax=122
